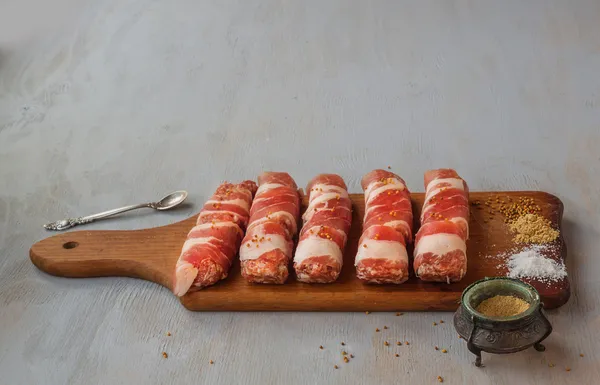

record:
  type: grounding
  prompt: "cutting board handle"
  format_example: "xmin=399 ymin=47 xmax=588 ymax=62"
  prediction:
xmin=29 ymin=219 xmax=191 ymax=290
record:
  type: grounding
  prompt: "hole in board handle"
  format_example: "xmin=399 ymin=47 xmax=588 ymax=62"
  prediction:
xmin=63 ymin=241 xmax=79 ymax=249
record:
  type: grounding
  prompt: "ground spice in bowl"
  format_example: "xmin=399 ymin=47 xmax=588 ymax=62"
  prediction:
xmin=475 ymin=295 xmax=530 ymax=317
xmin=509 ymin=214 xmax=559 ymax=244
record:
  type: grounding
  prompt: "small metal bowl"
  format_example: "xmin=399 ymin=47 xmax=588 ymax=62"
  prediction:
xmin=453 ymin=277 xmax=552 ymax=367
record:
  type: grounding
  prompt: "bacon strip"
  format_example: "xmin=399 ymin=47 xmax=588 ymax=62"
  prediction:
xmin=173 ymin=180 xmax=257 ymax=296
xmin=239 ymin=172 xmax=300 ymax=284
xmin=293 ymin=174 xmax=352 ymax=283
xmin=355 ymin=170 xmax=413 ymax=284
xmin=413 ymin=169 xmax=469 ymax=283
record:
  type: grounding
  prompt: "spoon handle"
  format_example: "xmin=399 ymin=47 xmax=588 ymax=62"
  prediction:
xmin=81 ymin=202 xmax=155 ymax=222
xmin=44 ymin=202 xmax=154 ymax=231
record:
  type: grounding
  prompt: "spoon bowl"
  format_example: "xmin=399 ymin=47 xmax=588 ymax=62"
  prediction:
xmin=155 ymin=191 xmax=188 ymax=210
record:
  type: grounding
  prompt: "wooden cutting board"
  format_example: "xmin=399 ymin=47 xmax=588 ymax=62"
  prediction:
xmin=29 ymin=191 xmax=569 ymax=311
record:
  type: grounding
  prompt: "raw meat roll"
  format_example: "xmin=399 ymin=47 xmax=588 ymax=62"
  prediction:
xmin=414 ymin=169 xmax=469 ymax=283
xmin=355 ymin=170 xmax=413 ymax=284
xmin=239 ymin=172 xmax=300 ymax=284
xmin=294 ymin=174 xmax=352 ymax=283
xmin=173 ymin=180 xmax=257 ymax=296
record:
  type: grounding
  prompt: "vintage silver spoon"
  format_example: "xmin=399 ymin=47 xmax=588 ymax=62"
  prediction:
xmin=43 ymin=190 xmax=188 ymax=231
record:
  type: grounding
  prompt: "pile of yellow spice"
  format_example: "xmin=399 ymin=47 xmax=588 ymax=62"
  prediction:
xmin=476 ymin=295 xmax=530 ymax=317
xmin=509 ymin=214 xmax=559 ymax=244
xmin=497 ymin=196 xmax=541 ymax=222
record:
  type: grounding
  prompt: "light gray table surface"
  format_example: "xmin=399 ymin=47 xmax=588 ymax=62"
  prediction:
xmin=1 ymin=1 xmax=599 ymax=384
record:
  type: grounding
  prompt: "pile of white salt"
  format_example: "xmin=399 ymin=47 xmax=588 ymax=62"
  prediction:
xmin=488 ymin=244 xmax=567 ymax=283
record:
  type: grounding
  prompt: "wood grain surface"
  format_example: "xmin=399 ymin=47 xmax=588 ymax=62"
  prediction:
xmin=29 ymin=191 xmax=569 ymax=311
